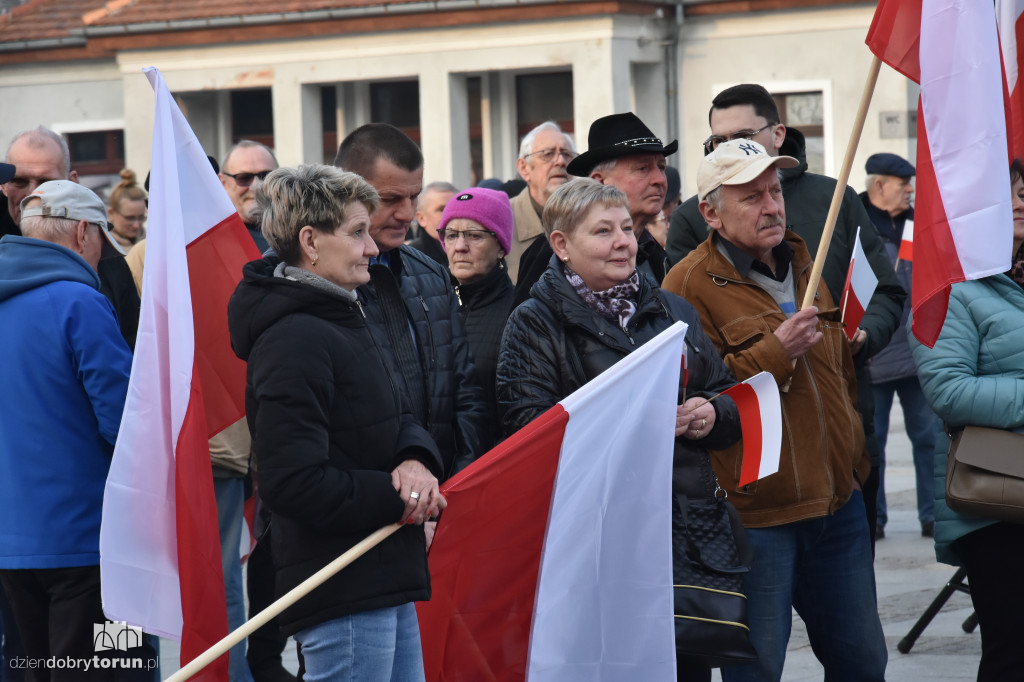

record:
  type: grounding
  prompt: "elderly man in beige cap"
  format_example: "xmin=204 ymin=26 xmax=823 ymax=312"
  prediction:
xmin=662 ymin=139 xmax=887 ymax=682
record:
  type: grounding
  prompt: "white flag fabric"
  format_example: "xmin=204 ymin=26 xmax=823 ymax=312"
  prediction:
xmin=101 ymin=67 xmax=258 ymax=674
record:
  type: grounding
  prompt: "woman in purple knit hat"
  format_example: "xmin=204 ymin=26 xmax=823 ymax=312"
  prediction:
xmin=438 ymin=187 xmax=515 ymax=453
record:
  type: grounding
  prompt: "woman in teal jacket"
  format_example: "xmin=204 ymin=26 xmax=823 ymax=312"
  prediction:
xmin=909 ymin=159 xmax=1024 ymax=682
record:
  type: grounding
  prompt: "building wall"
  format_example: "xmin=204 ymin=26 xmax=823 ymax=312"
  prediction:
xmin=676 ymin=4 xmax=918 ymax=200
xmin=0 ymin=60 xmax=123 ymax=151
xmin=114 ymin=13 xmax=671 ymax=185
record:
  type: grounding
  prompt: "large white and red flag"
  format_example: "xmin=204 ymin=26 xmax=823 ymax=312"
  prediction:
xmin=721 ymin=372 xmax=782 ymax=488
xmin=998 ymin=0 xmax=1024 ymax=159
xmin=840 ymin=227 xmax=879 ymax=340
xmin=866 ymin=0 xmax=1012 ymax=347
xmin=417 ymin=323 xmax=686 ymax=681
xmin=100 ymin=67 xmax=260 ymax=677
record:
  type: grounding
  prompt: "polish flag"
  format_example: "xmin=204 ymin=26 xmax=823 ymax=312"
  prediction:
xmin=999 ymin=0 xmax=1024 ymax=158
xmin=867 ymin=0 xmax=1012 ymax=347
xmin=418 ymin=323 xmax=687 ymax=681
xmin=100 ymin=67 xmax=260 ymax=677
xmin=840 ymin=227 xmax=879 ymax=340
xmin=898 ymin=218 xmax=915 ymax=262
xmin=722 ymin=372 xmax=782 ymax=487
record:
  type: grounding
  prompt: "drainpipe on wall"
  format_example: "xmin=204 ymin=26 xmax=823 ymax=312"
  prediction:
xmin=665 ymin=0 xmax=683 ymax=165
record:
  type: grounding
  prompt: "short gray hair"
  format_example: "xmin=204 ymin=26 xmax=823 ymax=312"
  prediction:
xmin=418 ymin=181 xmax=457 ymax=209
xmin=589 ymin=158 xmax=618 ymax=177
xmin=20 ymin=214 xmax=78 ymax=243
xmin=7 ymin=126 xmax=71 ymax=178
xmin=542 ymin=177 xmax=629 ymax=239
xmin=222 ymin=140 xmax=278 ymax=172
xmin=518 ymin=121 xmax=576 ymax=159
xmin=258 ymin=164 xmax=379 ymax=265
xmin=865 ymin=173 xmax=883 ymax=192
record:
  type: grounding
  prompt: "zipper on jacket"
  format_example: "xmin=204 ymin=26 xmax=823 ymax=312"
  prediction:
xmin=454 ymin=286 xmax=463 ymax=307
xmin=355 ymin=300 xmax=367 ymax=319
xmin=417 ymin=296 xmax=437 ymax=370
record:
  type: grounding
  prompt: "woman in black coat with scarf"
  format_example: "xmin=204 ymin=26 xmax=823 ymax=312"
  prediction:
xmin=228 ymin=164 xmax=445 ymax=682
xmin=496 ymin=178 xmax=743 ymax=682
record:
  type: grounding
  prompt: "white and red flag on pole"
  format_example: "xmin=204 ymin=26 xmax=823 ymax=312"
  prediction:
xmin=998 ymin=0 xmax=1024 ymax=159
xmin=840 ymin=227 xmax=879 ymax=340
xmin=866 ymin=0 xmax=1012 ymax=348
xmin=417 ymin=323 xmax=686 ymax=681
xmin=100 ymin=67 xmax=260 ymax=678
xmin=720 ymin=372 xmax=781 ymax=488
xmin=898 ymin=218 xmax=915 ymax=262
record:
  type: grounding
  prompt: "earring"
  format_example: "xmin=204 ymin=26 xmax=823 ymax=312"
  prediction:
xmin=562 ymin=256 xmax=569 ymax=263
xmin=312 ymin=257 xmax=318 ymax=266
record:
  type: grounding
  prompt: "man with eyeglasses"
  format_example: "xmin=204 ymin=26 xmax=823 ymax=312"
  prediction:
xmin=2 ymin=126 xmax=141 ymax=350
xmin=667 ymin=83 xmax=905 ymax=549
xmin=220 ymin=140 xmax=279 ymax=254
xmin=509 ymin=121 xmax=577 ymax=283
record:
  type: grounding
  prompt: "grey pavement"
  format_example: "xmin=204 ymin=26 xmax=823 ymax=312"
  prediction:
xmin=161 ymin=395 xmax=981 ymax=680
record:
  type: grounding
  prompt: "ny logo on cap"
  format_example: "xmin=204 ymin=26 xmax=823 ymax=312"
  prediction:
xmin=738 ymin=142 xmax=761 ymax=156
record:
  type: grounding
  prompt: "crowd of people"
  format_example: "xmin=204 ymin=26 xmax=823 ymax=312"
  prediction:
xmin=0 ymin=79 xmax=1020 ymax=682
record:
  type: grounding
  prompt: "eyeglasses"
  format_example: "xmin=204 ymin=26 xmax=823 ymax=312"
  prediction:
xmin=222 ymin=170 xmax=273 ymax=187
xmin=115 ymin=211 xmax=146 ymax=224
xmin=702 ymin=124 xmax=775 ymax=155
xmin=439 ymin=228 xmax=495 ymax=246
xmin=523 ymin=147 xmax=578 ymax=164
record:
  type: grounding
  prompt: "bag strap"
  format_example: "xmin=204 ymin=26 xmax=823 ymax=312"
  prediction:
xmin=674 ymin=493 xmax=751 ymax=575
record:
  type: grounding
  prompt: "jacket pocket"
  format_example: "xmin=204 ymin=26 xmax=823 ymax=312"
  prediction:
xmin=718 ymin=314 xmax=775 ymax=352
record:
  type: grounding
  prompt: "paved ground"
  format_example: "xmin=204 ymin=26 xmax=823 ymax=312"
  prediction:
xmin=161 ymin=396 xmax=982 ymax=680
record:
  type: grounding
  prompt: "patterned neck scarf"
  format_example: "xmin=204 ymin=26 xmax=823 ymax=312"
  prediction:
xmin=563 ymin=263 xmax=641 ymax=329
xmin=1009 ymin=241 xmax=1024 ymax=289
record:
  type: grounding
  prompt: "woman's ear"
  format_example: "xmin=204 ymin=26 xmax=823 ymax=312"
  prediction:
xmin=550 ymin=230 xmax=568 ymax=260
xmin=298 ymin=225 xmax=317 ymax=263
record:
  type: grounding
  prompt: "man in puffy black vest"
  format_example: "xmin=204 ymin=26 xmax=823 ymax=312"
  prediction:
xmin=334 ymin=124 xmax=488 ymax=487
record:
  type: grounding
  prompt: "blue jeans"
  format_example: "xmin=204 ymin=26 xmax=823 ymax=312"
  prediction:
xmin=722 ymin=491 xmax=887 ymax=682
xmin=294 ymin=604 xmax=424 ymax=682
xmin=873 ymin=377 xmax=939 ymax=527
xmin=215 ymin=477 xmax=254 ymax=682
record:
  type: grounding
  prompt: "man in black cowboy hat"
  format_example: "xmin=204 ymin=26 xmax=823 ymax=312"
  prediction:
xmin=513 ymin=112 xmax=677 ymax=304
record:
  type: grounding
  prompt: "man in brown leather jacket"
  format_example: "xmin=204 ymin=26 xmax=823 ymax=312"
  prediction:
xmin=662 ymin=139 xmax=886 ymax=682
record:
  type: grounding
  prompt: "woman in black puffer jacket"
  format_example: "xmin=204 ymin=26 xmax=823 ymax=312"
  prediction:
xmin=439 ymin=187 xmax=516 ymax=452
xmin=228 ymin=164 xmax=445 ymax=682
xmin=496 ymin=179 xmax=742 ymax=682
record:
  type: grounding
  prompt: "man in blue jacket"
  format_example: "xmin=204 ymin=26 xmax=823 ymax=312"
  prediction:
xmin=0 ymin=181 xmax=133 ymax=675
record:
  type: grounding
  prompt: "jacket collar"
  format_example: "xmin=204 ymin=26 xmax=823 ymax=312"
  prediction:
xmin=452 ymin=260 xmax=513 ymax=309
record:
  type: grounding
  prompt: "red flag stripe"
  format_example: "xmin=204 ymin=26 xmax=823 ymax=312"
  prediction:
xmin=186 ymin=213 xmax=260 ymax=436
xmin=727 ymin=383 xmax=764 ymax=488
xmin=175 ymin=367 xmax=229 ymax=679
xmin=418 ymin=405 xmax=568 ymax=681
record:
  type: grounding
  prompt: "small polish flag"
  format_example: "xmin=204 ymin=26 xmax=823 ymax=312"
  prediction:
xmin=840 ymin=227 xmax=879 ymax=340
xmin=722 ymin=371 xmax=782 ymax=487
xmin=898 ymin=218 xmax=914 ymax=262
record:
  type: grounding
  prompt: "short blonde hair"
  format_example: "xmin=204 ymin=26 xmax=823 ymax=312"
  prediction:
xmin=541 ymin=177 xmax=629 ymax=239
xmin=258 ymin=164 xmax=379 ymax=265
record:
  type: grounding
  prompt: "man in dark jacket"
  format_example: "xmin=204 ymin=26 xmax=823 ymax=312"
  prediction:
xmin=335 ymin=124 xmax=488 ymax=480
xmin=667 ymin=84 xmax=906 ymax=545
xmin=860 ymin=152 xmax=937 ymax=540
xmin=408 ymin=180 xmax=454 ymax=268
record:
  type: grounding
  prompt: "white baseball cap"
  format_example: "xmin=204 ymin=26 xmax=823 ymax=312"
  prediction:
xmin=20 ymin=180 xmax=126 ymax=258
xmin=696 ymin=139 xmax=798 ymax=201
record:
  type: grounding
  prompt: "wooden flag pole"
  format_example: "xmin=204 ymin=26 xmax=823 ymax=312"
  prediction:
xmin=800 ymin=55 xmax=883 ymax=310
xmin=165 ymin=523 xmax=402 ymax=682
